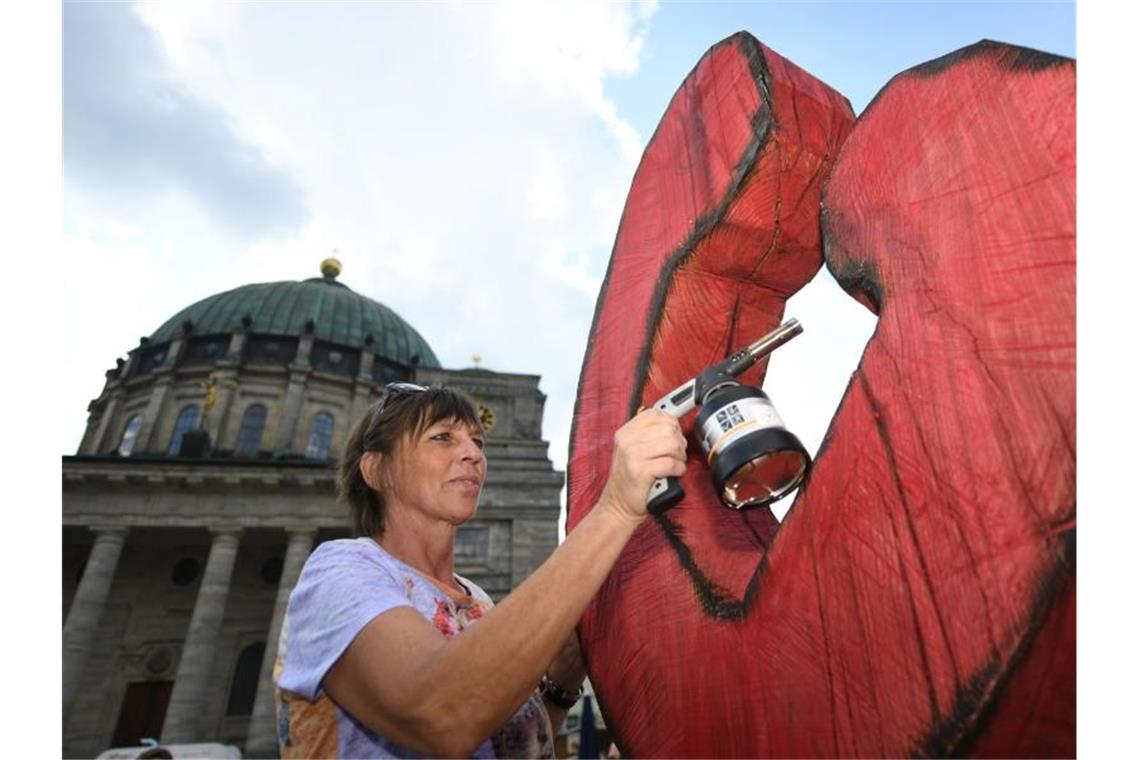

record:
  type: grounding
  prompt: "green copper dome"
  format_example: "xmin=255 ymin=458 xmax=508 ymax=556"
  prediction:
xmin=148 ymin=263 xmax=440 ymax=368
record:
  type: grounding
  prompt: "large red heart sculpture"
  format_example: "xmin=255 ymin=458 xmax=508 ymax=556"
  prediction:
xmin=567 ymin=32 xmax=1074 ymax=757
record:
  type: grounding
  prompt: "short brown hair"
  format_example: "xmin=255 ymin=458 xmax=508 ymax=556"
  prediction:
xmin=338 ymin=385 xmax=482 ymax=538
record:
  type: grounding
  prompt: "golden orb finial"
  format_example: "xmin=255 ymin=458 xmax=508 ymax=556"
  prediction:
xmin=472 ymin=354 xmax=483 ymax=366
xmin=320 ymin=257 xmax=342 ymax=279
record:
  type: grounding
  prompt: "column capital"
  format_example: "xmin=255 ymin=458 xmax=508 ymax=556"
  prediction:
xmin=208 ymin=526 xmax=244 ymax=541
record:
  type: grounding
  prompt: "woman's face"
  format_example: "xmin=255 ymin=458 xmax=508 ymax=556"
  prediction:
xmin=385 ymin=416 xmax=487 ymax=526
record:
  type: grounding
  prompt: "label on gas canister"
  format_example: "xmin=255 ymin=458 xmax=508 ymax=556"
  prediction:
xmin=699 ymin=396 xmax=786 ymax=461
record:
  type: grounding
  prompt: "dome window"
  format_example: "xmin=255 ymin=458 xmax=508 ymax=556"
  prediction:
xmin=117 ymin=416 xmax=142 ymax=457
xmin=305 ymin=412 xmax=335 ymax=460
xmin=131 ymin=342 xmax=169 ymax=378
xmin=234 ymin=404 xmax=267 ymax=456
xmin=312 ymin=340 xmax=360 ymax=377
xmin=183 ymin=335 xmax=230 ymax=367
xmin=244 ymin=335 xmax=298 ymax=367
xmin=167 ymin=405 xmax=200 ymax=456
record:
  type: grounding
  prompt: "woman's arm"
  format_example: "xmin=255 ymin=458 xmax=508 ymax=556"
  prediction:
xmin=323 ymin=410 xmax=685 ymax=757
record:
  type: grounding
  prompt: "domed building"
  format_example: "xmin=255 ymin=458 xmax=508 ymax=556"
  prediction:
xmin=62 ymin=261 xmax=564 ymax=758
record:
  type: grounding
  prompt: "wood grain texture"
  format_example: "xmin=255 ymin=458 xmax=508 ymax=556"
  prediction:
xmin=567 ymin=34 xmax=1074 ymax=758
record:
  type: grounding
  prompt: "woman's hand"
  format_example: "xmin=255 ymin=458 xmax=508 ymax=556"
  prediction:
xmin=599 ymin=409 xmax=687 ymax=525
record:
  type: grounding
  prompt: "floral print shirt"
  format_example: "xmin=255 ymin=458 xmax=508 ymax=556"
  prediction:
xmin=275 ymin=537 xmax=554 ymax=758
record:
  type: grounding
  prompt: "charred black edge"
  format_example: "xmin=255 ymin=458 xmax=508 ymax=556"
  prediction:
xmin=818 ymin=69 xmax=884 ymax=314
xmin=569 ymin=27 xmax=856 ymax=622
xmin=860 ymin=39 xmax=1074 ymax=120
xmin=565 ymin=32 xmax=771 ymax=756
xmin=625 ymin=32 xmax=774 ymax=420
xmin=913 ymin=523 xmax=1076 ymax=757
xmin=821 ymin=222 xmax=886 ymax=314
xmin=638 ymin=31 xmax=774 ymax=616
xmin=657 ymin=511 xmax=770 ymax=620
xmin=913 ymin=38 xmax=1073 ymax=77
xmin=565 ymin=29 xmax=772 ymax=527
xmin=566 ymin=30 xmax=757 ymax=529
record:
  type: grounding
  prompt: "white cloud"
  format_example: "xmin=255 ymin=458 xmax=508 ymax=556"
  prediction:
xmin=64 ymin=1 xmax=307 ymax=242
xmin=527 ymin=143 xmax=569 ymax=222
xmin=486 ymin=0 xmax=655 ymax=162
xmin=63 ymin=1 xmax=659 ymax=483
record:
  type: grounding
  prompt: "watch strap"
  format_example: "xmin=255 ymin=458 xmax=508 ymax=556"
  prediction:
xmin=539 ymin=675 xmax=583 ymax=709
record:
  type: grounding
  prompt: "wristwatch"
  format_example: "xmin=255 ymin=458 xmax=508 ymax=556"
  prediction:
xmin=539 ymin=675 xmax=583 ymax=709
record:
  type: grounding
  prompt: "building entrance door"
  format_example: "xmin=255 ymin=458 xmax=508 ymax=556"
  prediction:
xmin=111 ymin=680 xmax=173 ymax=747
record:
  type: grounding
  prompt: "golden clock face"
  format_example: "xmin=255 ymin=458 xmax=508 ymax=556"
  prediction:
xmin=477 ymin=404 xmax=496 ymax=433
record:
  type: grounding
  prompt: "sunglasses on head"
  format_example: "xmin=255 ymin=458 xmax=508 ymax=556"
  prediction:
xmin=367 ymin=382 xmax=429 ymax=433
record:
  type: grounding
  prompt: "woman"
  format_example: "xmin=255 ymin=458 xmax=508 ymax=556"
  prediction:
xmin=275 ymin=383 xmax=685 ymax=758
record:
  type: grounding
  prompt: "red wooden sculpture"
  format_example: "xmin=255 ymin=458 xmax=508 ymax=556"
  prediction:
xmin=567 ymin=33 xmax=1074 ymax=757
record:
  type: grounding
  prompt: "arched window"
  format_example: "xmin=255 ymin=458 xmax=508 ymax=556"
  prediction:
xmin=117 ymin=415 xmax=142 ymax=456
xmin=225 ymin=641 xmax=265 ymax=717
xmin=234 ymin=404 xmax=267 ymax=456
xmin=167 ymin=405 xmax=199 ymax=456
xmin=305 ymin=411 xmax=334 ymax=459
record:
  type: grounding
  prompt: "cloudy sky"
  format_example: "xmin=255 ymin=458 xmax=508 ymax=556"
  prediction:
xmin=60 ymin=0 xmax=1074 ymax=520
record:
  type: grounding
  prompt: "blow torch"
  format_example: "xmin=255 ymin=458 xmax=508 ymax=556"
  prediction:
xmin=645 ymin=319 xmax=810 ymax=514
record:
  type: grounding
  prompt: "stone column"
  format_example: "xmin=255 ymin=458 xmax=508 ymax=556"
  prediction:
xmin=161 ymin=528 xmax=243 ymax=744
xmin=63 ymin=527 xmax=128 ymax=722
xmin=244 ymin=528 xmax=316 ymax=757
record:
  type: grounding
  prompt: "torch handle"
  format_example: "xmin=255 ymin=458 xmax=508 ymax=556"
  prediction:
xmin=647 ymin=476 xmax=685 ymax=514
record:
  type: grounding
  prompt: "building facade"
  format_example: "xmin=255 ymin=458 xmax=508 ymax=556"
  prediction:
xmin=62 ymin=260 xmax=564 ymax=758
